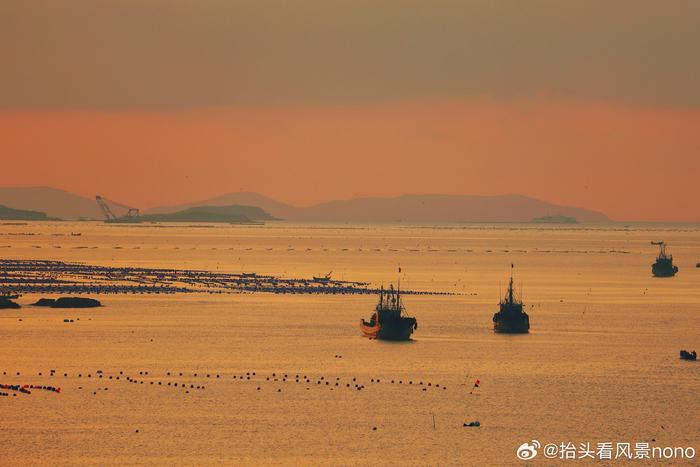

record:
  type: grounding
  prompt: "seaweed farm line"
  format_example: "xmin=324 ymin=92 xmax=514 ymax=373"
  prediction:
xmin=0 ymin=259 xmax=450 ymax=296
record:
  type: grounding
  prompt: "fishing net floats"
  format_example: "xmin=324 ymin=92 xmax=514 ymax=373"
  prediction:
xmin=2 ymin=368 xmax=450 ymax=397
xmin=0 ymin=383 xmax=61 ymax=396
xmin=0 ymin=259 xmax=453 ymax=296
xmin=240 ymin=371 xmax=449 ymax=392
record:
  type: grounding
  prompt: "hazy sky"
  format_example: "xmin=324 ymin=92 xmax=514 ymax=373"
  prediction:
xmin=2 ymin=1 xmax=699 ymax=220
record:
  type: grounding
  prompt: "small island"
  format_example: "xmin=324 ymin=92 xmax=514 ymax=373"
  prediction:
xmin=32 ymin=297 xmax=102 ymax=308
xmin=531 ymin=215 xmax=578 ymax=224
xmin=140 ymin=205 xmax=277 ymax=223
xmin=0 ymin=204 xmax=53 ymax=221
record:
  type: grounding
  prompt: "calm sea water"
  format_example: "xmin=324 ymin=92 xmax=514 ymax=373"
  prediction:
xmin=1 ymin=221 xmax=699 ymax=465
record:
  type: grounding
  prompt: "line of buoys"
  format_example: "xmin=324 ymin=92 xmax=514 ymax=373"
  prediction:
xmin=3 ymin=367 xmax=452 ymax=402
xmin=0 ymin=383 xmax=61 ymax=394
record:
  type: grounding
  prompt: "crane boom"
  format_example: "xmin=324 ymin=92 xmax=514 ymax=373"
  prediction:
xmin=96 ymin=195 xmax=117 ymax=221
xmin=95 ymin=195 xmax=141 ymax=223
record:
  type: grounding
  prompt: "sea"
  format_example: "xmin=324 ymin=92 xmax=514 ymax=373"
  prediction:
xmin=1 ymin=221 xmax=699 ymax=465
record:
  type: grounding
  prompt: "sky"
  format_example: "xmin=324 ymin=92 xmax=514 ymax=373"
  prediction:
xmin=1 ymin=0 xmax=699 ymax=221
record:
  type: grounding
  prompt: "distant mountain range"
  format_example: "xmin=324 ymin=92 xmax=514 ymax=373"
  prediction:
xmin=148 ymin=192 xmax=609 ymax=223
xmin=0 ymin=187 xmax=609 ymax=223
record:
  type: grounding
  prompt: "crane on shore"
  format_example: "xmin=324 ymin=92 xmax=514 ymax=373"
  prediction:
xmin=95 ymin=195 xmax=142 ymax=223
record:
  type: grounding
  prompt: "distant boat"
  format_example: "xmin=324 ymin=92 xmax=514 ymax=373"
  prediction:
xmin=493 ymin=265 xmax=530 ymax=333
xmin=360 ymin=284 xmax=417 ymax=341
xmin=651 ymin=241 xmax=678 ymax=277
xmin=313 ymin=271 xmax=332 ymax=283
xmin=680 ymin=350 xmax=697 ymax=361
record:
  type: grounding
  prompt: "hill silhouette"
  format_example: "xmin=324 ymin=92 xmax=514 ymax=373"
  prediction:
xmin=0 ymin=204 xmax=51 ymax=220
xmin=0 ymin=187 xmax=101 ymax=219
xmin=0 ymin=187 xmax=609 ymax=222
xmin=142 ymin=205 xmax=276 ymax=223
xmin=148 ymin=192 xmax=609 ymax=223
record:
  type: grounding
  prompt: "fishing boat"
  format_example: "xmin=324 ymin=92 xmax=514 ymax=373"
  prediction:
xmin=493 ymin=265 xmax=530 ymax=333
xmin=680 ymin=350 xmax=697 ymax=361
xmin=651 ymin=241 xmax=678 ymax=277
xmin=313 ymin=271 xmax=332 ymax=283
xmin=360 ymin=284 xmax=417 ymax=341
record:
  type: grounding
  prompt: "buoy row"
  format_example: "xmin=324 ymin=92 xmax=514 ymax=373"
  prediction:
xmin=0 ymin=383 xmax=62 ymax=395
xmin=6 ymin=368 xmax=449 ymax=386
xmin=2 ymin=368 xmax=452 ymax=398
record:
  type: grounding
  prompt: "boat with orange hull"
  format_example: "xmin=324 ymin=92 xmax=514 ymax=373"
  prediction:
xmin=360 ymin=284 xmax=417 ymax=341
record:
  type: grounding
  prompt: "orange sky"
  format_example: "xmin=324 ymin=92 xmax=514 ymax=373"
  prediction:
xmin=2 ymin=96 xmax=699 ymax=221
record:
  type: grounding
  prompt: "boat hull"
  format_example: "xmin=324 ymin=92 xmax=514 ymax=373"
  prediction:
xmin=378 ymin=319 xmax=416 ymax=340
xmin=360 ymin=317 xmax=416 ymax=341
xmin=493 ymin=314 xmax=529 ymax=333
xmin=360 ymin=320 xmax=380 ymax=339
xmin=652 ymin=263 xmax=678 ymax=277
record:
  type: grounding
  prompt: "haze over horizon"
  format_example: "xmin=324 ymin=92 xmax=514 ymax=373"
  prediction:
xmin=2 ymin=1 xmax=699 ymax=221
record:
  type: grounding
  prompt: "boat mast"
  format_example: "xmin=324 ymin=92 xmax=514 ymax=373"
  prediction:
xmin=508 ymin=263 xmax=514 ymax=304
xmin=397 ymin=266 xmax=401 ymax=310
xmin=652 ymin=241 xmax=667 ymax=259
